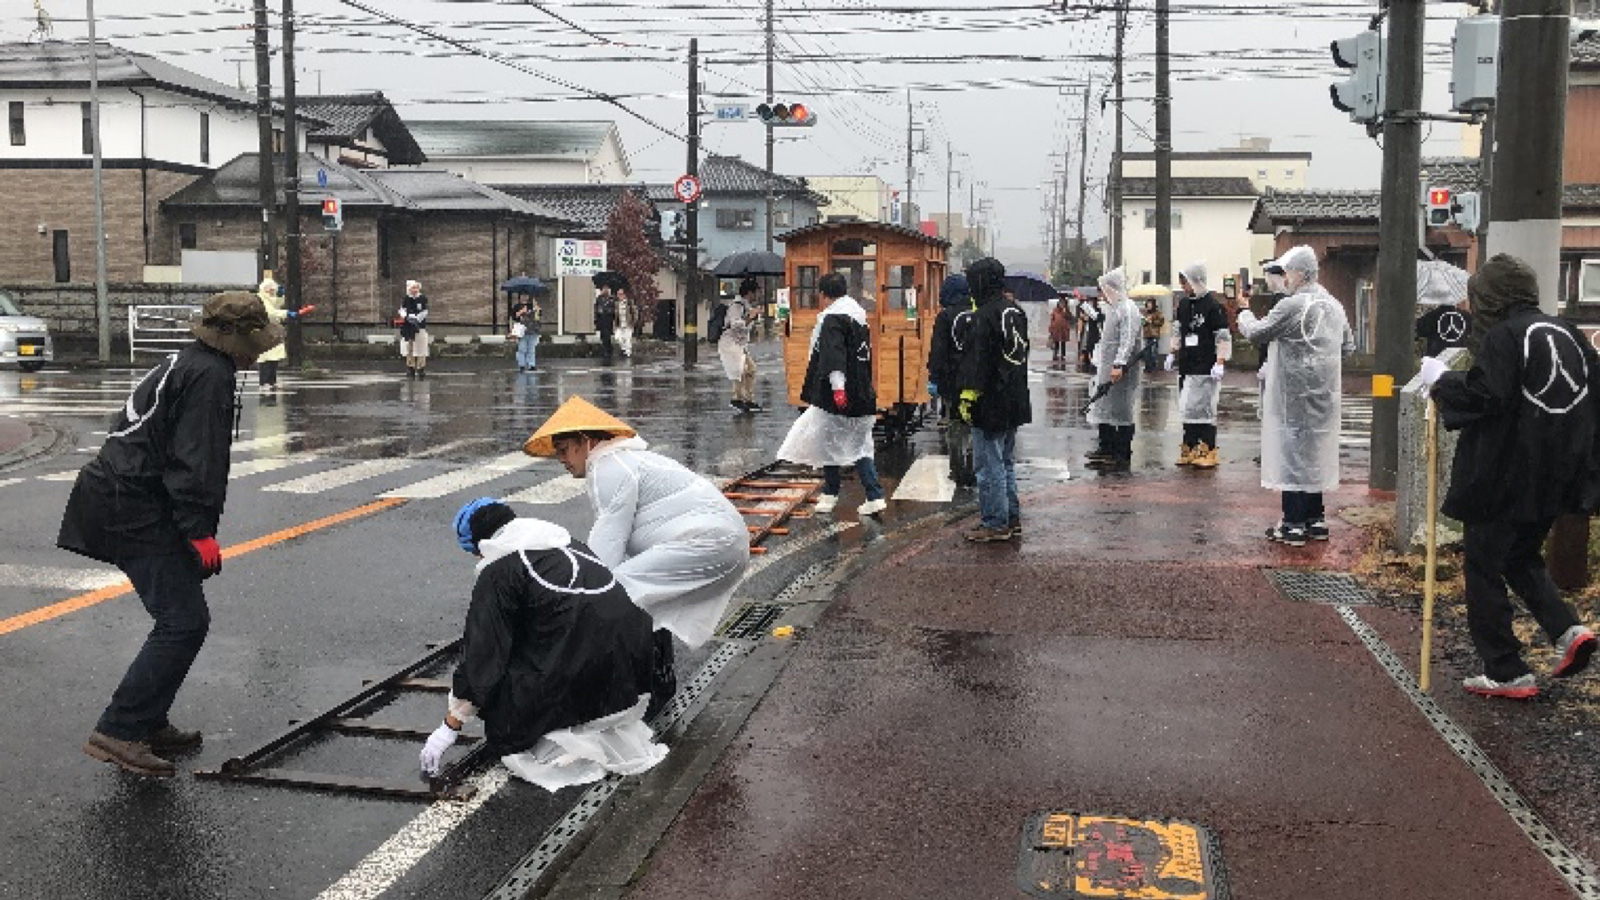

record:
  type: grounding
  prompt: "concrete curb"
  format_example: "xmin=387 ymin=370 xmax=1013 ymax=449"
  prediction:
xmin=0 ymin=419 xmax=67 ymax=472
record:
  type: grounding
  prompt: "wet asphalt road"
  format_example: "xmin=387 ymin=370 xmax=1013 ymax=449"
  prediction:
xmin=0 ymin=334 xmax=1382 ymax=900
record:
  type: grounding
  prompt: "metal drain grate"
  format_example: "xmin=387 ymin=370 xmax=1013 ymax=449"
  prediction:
xmin=1268 ymin=570 xmax=1374 ymax=606
xmin=717 ymin=602 xmax=789 ymax=640
xmin=770 ymin=561 xmax=832 ymax=605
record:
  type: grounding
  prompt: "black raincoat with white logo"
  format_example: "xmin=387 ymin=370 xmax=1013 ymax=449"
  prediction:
xmin=57 ymin=341 xmax=237 ymax=563
xmin=958 ymin=292 xmax=1034 ymax=433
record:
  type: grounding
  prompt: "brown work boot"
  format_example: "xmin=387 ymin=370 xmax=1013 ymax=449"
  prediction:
xmin=84 ymin=731 xmax=177 ymax=777
xmin=1191 ymin=442 xmax=1219 ymax=469
xmin=147 ymin=724 xmax=203 ymax=754
xmin=1176 ymin=443 xmax=1195 ymax=466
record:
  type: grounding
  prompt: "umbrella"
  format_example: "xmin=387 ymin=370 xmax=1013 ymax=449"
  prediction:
xmin=1002 ymin=271 xmax=1059 ymax=303
xmin=712 ymin=250 xmax=785 ymax=278
xmin=501 ymin=276 xmax=547 ymax=294
xmin=1417 ymin=259 xmax=1469 ymax=307
xmin=1129 ymin=283 xmax=1174 ymax=300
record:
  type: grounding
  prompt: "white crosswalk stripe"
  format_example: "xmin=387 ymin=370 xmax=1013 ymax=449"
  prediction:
xmin=229 ymin=457 xmax=315 ymax=479
xmin=501 ymin=474 xmax=587 ymax=505
xmin=230 ymin=433 xmax=306 ymax=454
xmin=380 ymin=452 xmax=540 ymax=500
xmin=0 ymin=477 xmax=26 ymax=490
xmin=0 ymin=563 xmax=123 ymax=591
xmin=264 ymin=458 xmax=413 ymax=494
xmin=890 ymin=456 xmax=956 ymax=503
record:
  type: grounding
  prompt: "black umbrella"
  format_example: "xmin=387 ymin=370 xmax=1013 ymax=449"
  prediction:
xmin=712 ymin=250 xmax=785 ymax=278
xmin=501 ymin=275 xmax=547 ymax=294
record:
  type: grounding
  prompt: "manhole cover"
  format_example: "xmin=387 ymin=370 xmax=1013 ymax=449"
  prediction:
xmin=716 ymin=602 xmax=788 ymax=640
xmin=1017 ymin=812 xmax=1227 ymax=899
xmin=1267 ymin=570 xmax=1374 ymax=606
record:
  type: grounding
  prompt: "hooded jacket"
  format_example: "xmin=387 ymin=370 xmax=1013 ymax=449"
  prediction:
xmin=454 ymin=519 xmax=656 ymax=756
xmin=58 ymin=341 xmax=237 ymax=563
xmin=957 ymin=261 xmax=1033 ymax=432
xmin=1433 ymin=257 xmax=1600 ymax=523
xmin=927 ymin=274 xmax=974 ymax=392
xmin=799 ymin=295 xmax=877 ymax=417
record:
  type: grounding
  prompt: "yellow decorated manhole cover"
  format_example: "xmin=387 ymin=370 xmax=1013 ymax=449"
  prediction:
xmin=1016 ymin=812 xmax=1229 ymax=900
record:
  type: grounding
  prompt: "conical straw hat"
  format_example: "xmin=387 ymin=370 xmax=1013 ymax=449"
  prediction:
xmin=523 ymin=395 xmax=636 ymax=457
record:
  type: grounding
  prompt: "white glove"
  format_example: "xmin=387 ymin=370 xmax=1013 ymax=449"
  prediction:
xmin=1210 ymin=362 xmax=1225 ymax=379
xmin=1418 ymin=356 xmax=1448 ymax=393
xmin=1256 ymin=367 xmax=1266 ymax=384
xmin=1163 ymin=354 xmax=1175 ymax=372
xmin=1237 ymin=309 xmax=1258 ymax=329
xmin=420 ymin=722 xmax=459 ymax=775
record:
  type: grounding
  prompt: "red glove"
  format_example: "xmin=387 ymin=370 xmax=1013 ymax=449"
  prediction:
xmin=833 ymin=389 xmax=848 ymax=411
xmin=190 ymin=537 xmax=222 ymax=577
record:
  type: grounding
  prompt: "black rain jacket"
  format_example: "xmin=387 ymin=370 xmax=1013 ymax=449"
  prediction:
xmin=58 ymin=341 xmax=237 ymax=563
xmin=927 ymin=300 xmax=976 ymax=394
xmin=799 ymin=310 xmax=877 ymax=417
xmin=453 ymin=539 xmax=655 ymax=755
xmin=1434 ymin=306 xmax=1600 ymax=524
xmin=957 ymin=294 xmax=1033 ymax=433
xmin=1174 ymin=292 xmax=1229 ymax=375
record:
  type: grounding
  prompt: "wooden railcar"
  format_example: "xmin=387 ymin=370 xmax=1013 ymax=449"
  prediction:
xmin=776 ymin=221 xmax=950 ymax=438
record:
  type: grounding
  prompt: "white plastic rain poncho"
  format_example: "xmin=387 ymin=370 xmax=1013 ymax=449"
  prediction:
xmin=1236 ymin=247 xmax=1356 ymax=492
xmin=1175 ymin=260 xmax=1232 ymax=425
xmin=718 ymin=295 xmax=752 ymax=380
xmin=584 ymin=435 xmax=749 ymax=647
xmin=1087 ymin=269 xmax=1143 ymax=427
xmin=775 ymin=295 xmax=876 ymax=467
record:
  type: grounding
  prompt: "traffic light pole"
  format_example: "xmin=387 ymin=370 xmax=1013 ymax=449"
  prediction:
xmin=1370 ymin=0 xmax=1425 ymax=492
xmin=282 ymin=0 xmax=303 ymax=364
xmin=763 ymin=0 xmax=774 ymax=254
xmin=684 ymin=39 xmax=700 ymax=369
xmin=1153 ymin=0 xmax=1172 ymax=287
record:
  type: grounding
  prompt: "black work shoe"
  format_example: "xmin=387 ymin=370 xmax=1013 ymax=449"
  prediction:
xmin=84 ymin=731 xmax=176 ymax=778
xmin=1084 ymin=448 xmax=1115 ymax=462
xmin=964 ymin=525 xmax=1013 ymax=543
xmin=147 ymin=724 xmax=203 ymax=754
xmin=1266 ymin=523 xmax=1308 ymax=547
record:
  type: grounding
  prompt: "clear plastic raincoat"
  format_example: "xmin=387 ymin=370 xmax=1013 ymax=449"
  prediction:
xmin=1175 ymin=261 xmax=1231 ymax=425
xmin=584 ymin=436 xmax=749 ymax=647
xmin=1087 ymin=270 xmax=1143 ymax=427
xmin=776 ymin=295 xmax=876 ymax=466
xmin=718 ymin=296 xmax=752 ymax=380
xmin=1236 ymin=252 xmax=1355 ymax=492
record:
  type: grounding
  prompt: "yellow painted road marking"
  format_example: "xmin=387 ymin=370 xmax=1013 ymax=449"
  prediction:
xmin=0 ymin=498 xmax=404 ymax=637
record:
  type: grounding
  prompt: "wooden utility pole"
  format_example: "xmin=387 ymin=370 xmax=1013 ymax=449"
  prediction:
xmin=86 ymin=0 xmax=109 ymax=361
xmin=764 ymin=0 xmax=775 ymax=252
xmin=1153 ymin=0 xmax=1172 ymax=286
xmin=1076 ymin=83 xmax=1090 ymax=258
xmin=905 ymin=89 xmax=915 ymax=227
xmin=684 ymin=39 xmax=700 ymax=367
xmin=282 ymin=0 xmax=303 ymax=363
xmin=1370 ymin=0 xmax=1426 ymax=491
xmin=1107 ymin=0 xmax=1126 ymax=268
xmin=253 ymin=0 xmax=277 ymax=281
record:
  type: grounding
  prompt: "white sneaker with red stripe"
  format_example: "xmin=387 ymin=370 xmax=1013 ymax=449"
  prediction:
xmin=1462 ymin=673 xmax=1539 ymax=699
xmin=1552 ymin=625 xmax=1597 ymax=679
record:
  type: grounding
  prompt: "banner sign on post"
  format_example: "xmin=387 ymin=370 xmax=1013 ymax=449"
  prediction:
xmin=905 ymin=287 xmax=918 ymax=321
xmin=775 ymin=287 xmax=791 ymax=321
xmin=555 ymin=238 xmax=607 ymax=277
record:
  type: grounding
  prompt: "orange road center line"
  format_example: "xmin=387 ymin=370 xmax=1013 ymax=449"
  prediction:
xmin=0 ymin=498 xmax=405 ymax=637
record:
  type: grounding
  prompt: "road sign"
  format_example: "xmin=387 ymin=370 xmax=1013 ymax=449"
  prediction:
xmin=555 ymin=238 xmax=607 ymax=277
xmin=674 ymin=175 xmax=703 ymax=205
xmin=316 ymin=168 xmax=328 ymax=189
xmin=714 ymin=104 xmax=749 ymax=122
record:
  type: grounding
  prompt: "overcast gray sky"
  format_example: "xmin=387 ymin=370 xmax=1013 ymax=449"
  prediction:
xmin=9 ymin=1 xmax=1482 ymax=259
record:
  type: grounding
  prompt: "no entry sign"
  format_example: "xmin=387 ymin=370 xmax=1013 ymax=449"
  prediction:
xmin=673 ymin=174 xmax=703 ymax=204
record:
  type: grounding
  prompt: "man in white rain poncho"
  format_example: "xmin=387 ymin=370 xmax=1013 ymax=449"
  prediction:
xmin=1236 ymin=246 xmax=1355 ymax=547
xmin=1084 ymin=268 xmax=1144 ymax=472
xmin=719 ymin=278 xmax=762 ymax=412
xmin=775 ymin=272 xmax=888 ymax=517
xmin=419 ymin=499 xmax=666 ymax=790
xmin=522 ymin=395 xmax=750 ymax=717
xmin=1166 ymin=261 xmax=1232 ymax=469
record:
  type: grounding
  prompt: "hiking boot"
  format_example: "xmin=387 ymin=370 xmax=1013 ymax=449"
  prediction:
xmin=1176 ymin=444 xmax=1195 ymax=466
xmin=1084 ymin=447 xmax=1115 ymax=462
xmin=1266 ymin=523 xmax=1308 ymax=547
xmin=1462 ymin=673 xmax=1539 ymax=700
xmin=857 ymin=498 xmax=887 ymax=517
xmin=83 ymin=731 xmax=176 ymax=777
xmin=147 ymin=724 xmax=203 ymax=754
xmin=1307 ymin=520 xmax=1330 ymax=541
xmin=1553 ymin=626 xmax=1597 ymax=679
xmin=814 ymin=494 xmax=838 ymax=514
xmin=1190 ymin=443 xmax=1219 ymax=469
xmin=964 ymin=525 xmax=1013 ymax=543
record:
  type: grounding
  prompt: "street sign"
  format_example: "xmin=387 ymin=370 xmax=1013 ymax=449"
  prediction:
xmin=775 ymin=287 xmax=791 ymax=321
xmin=673 ymin=175 xmax=703 ymax=205
xmin=555 ymin=238 xmax=607 ymax=277
xmin=316 ymin=168 xmax=328 ymax=189
xmin=714 ymin=104 xmax=749 ymax=122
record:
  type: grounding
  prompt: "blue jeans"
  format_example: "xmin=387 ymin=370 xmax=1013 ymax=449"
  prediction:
xmin=972 ymin=427 xmax=1020 ymax=530
xmin=516 ymin=332 xmax=539 ymax=369
xmin=823 ymin=457 xmax=884 ymax=502
xmin=96 ymin=554 xmax=211 ymax=741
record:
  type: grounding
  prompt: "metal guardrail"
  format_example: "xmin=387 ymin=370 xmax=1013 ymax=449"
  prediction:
xmin=128 ymin=304 xmax=201 ymax=362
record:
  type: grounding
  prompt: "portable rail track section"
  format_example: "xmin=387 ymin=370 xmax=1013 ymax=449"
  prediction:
xmin=721 ymin=461 xmax=825 ymax=553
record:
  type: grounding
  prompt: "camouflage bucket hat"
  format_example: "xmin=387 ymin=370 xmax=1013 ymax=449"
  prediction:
xmin=192 ymin=291 xmax=284 ymax=358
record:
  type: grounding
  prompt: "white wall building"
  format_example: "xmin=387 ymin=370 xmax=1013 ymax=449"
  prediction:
xmin=1117 ymin=176 xmax=1261 ymax=295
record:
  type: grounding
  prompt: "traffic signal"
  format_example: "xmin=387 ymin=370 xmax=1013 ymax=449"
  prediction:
xmin=321 ymin=197 xmax=343 ymax=232
xmin=755 ymin=102 xmax=817 ymax=127
xmin=1427 ymin=188 xmax=1453 ymax=228
xmin=1330 ymin=31 xmax=1384 ymax=124
xmin=1451 ymin=16 xmax=1499 ymax=113
xmin=1454 ymin=192 xmax=1481 ymax=232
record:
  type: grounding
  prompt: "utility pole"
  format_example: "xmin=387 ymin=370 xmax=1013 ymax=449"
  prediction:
xmin=763 ymin=0 xmax=775 ymax=252
xmin=946 ymin=143 xmax=954 ymax=242
xmin=1076 ymin=83 xmax=1090 ymax=259
xmin=1107 ymin=0 xmax=1127 ymax=268
xmin=1153 ymin=0 xmax=1172 ymax=286
xmin=1057 ymin=161 xmax=1071 ymax=279
xmin=86 ymin=0 xmax=110 ymax=362
xmin=1491 ymin=0 xmax=1585 ymax=586
xmin=253 ymin=0 xmax=277 ymax=281
xmin=1370 ymin=0 xmax=1425 ymax=491
xmin=684 ymin=39 xmax=700 ymax=368
xmin=905 ymin=89 xmax=915 ymax=227
xmin=282 ymin=0 xmax=303 ymax=364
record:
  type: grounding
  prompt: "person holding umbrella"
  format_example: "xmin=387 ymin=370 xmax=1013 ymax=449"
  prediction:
xmin=720 ymin=278 xmax=762 ymax=412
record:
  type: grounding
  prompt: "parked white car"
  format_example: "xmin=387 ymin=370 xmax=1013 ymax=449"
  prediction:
xmin=0 ymin=291 xmax=53 ymax=372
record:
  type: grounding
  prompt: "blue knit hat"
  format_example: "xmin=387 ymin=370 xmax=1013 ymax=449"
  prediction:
xmin=939 ymin=273 xmax=970 ymax=309
xmin=454 ymin=497 xmax=509 ymax=554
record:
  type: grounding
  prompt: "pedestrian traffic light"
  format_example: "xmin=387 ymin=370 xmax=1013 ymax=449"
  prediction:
xmin=321 ymin=197 xmax=343 ymax=232
xmin=1330 ymin=31 xmax=1385 ymax=124
xmin=755 ymin=102 xmax=817 ymax=127
xmin=1427 ymin=188 xmax=1453 ymax=228
xmin=1454 ymin=191 xmax=1482 ymax=232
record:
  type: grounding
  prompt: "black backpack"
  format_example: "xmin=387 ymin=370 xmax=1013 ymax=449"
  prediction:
xmin=706 ymin=302 xmax=729 ymax=343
